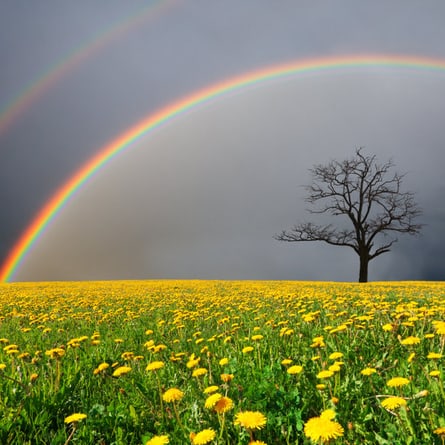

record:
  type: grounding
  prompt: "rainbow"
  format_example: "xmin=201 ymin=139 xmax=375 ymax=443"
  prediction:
xmin=2 ymin=54 xmax=445 ymax=282
xmin=0 ymin=0 xmax=178 ymax=135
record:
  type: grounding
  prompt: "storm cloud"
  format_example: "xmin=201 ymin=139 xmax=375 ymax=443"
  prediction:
xmin=1 ymin=1 xmax=445 ymax=281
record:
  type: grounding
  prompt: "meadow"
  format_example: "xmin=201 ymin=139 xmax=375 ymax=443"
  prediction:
xmin=0 ymin=280 xmax=444 ymax=445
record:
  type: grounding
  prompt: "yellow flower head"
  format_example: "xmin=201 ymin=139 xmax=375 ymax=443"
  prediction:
xmin=205 ymin=393 xmax=222 ymax=409
xmin=203 ymin=385 xmax=219 ymax=394
xmin=317 ymin=370 xmax=334 ymax=379
xmin=381 ymin=396 xmax=407 ymax=410
xmin=214 ymin=396 xmax=234 ymax=414
xmin=361 ymin=367 xmax=377 ymax=376
xmin=329 ymin=352 xmax=343 ymax=360
xmin=387 ymin=377 xmax=410 ymax=388
xmin=112 ymin=366 xmax=131 ymax=377
xmin=287 ymin=365 xmax=303 ymax=375
xmin=146 ymin=361 xmax=165 ymax=372
xmin=427 ymin=352 xmax=442 ymax=359
xmin=192 ymin=368 xmax=208 ymax=378
xmin=242 ymin=346 xmax=254 ymax=354
xmin=281 ymin=359 xmax=293 ymax=366
xmin=434 ymin=427 xmax=445 ymax=436
xmin=145 ymin=435 xmax=169 ymax=445
xmin=400 ymin=336 xmax=420 ymax=346
xmin=235 ymin=411 xmax=267 ymax=430
xmin=64 ymin=413 xmax=87 ymax=424
xmin=191 ymin=428 xmax=216 ymax=445
xmin=221 ymin=373 xmax=234 ymax=383
xmin=304 ymin=414 xmax=344 ymax=443
xmin=219 ymin=357 xmax=229 ymax=366
xmin=162 ymin=388 xmax=184 ymax=403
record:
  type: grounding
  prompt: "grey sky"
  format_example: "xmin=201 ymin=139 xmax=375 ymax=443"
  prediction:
xmin=1 ymin=1 xmax=445 ymax=282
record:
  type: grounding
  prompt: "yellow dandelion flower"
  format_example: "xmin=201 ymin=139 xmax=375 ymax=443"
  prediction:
xmin=214 ymin=396 xmax=234 ymax=414
xmin=387 ymin=377 xmax=410 ymax=387
xmin=145 ymin=329 xmax=154 ymax=335
xmin=112 ymin=366 xmax=131 ymax=377
xmin=234 ymin=411 xmax=267 ymax=430
xmin=304 ymin=415 xmax=344 ymax=443
xmin=316 ymin=384 xmax=326 ymax=390
xmin=281 ymin=359 xmax=293 ymax=365
xmin=407 ymin=353 xmax=415 ymax=363
xmin=381 ymin=396 xmax=407 ymax=410
xmin=45 ymin=348 xmax=65 ymax=359
xmin=251 ymin=335 xmax=263 ymax=341
xmin=146 ymin=361 xmax=165 ymax=372
xmin=203 ymin=385 xmax=219 ymax=394
xmin=192 ymin=428 xmax=216 ymax=445
xmin=64 ymin=413 xmax=87 ymax=424
xmin=219 ymin=357 xmax=229 ymax=366
xmin=434 ymin=427 xmax=445 ymax=436
xmin=329 ymin=352 xmax=343 ymax=360
xmin=287 ymin=365 xmax=303 ymax=375
xmin=317 ymin=370 xmax=334 ymax=379
xmin=328 ymin=364 xmax=341 ymax=373
xmin=205 ymin=393 xmax=222 ymax=409
xmin=242 ymin=346 xmax=254 ymax=354
xmin=192 ymin=368 xmax=208 ymax=377
xmin=0 ymin=363 xmax=7 ymax=371
xmin=361 ymin=367 xmax=377 ymax=376
xmin=429 ymin=370 xmax=440 ymax=377
xmin=427 ymin=352 xmax=442 ymax=359
xmin=221 ymin=373 xmax=234 ymax=383
xmin=29 ymin=373 xmax=38 ymax=383
xmin=320 ymin=409 xmax=336 ymax=420
xmin=162 ymin=388 xmax=184 ymax=403
xmin=145 ymin=435 xmax=169 ymax=445
xmin=382 ymin=323 xmax=393 ymax=331
xmin=401 ymin=336 xmax=420 ymax=345
xmin=249 ymin=442 xmax=267 ymax=445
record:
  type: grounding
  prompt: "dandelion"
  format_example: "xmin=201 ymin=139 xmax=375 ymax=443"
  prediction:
xmin=162 ymin=388 xmax=184 ymax=403
xmin=387 ymin=377 xmax=410 ymax=388
xmin=204 ymin=385 xmax=219 ymax=394
xmin=234 ymin=411 xmax=267 ymax=430
xmin=381 ymin=396 xmax=407 ymax=410
xmin=146 ymin=361 xmax=165 ymax=372
xmin=93 ymin=362 xmax=110 ymax=375
xmin=304 ymin=411 xmax=344 ymax=443
xmin=251 ymin=335 xmax=263 ymax=341
xmin=192 ymin=367 xmax=208 ymax=377
xmin=0 ymin=364 xmax=6 ymax=371
xmin=145 ymin=435 xmax=169 ymax=445
xmin=243 ymin=346 xmax=254 ymax=354
xmin=401 ymin=336 xmax=420 ymax=345
xmin=281 ymin=359 xmax=293 ymax=365
xmin=287 ymin=365 xmax=303 ymax=375
xmin=219 ymin=357 xmax=229 ymax=366
xmin=205 ymin=393 xmax=222 ymax=409
xmin=214 ymin=396 xmax=234 ymax=414
xmin=434 ymin=427 xmax=445 ymax=436
xmin=382 ymin=323 xmax=393 ymax=331
xmin=317 ymin=370 xmax=334 ymax=379
xmin=112 ymin=366 xmax=131 ymax=377
xmin=361 ymin=367 xmax=377 ymax=376
xmin=191 ymin=428 xmax=216 ymax=445
xmin=45 ymin=348 xmax=65 ymax=359
xmin=221 ymin=373 xmax=234 ymax=383
xmin=249 ymin=441 xmax=267 ymax=445
xmin=329 ymin=352 xmax=343 ymax=360
xmin=407 ymin=352 xmax=415 ymax=363
xmin=64 ymin=413 xmax=87 ymax=424
xmin=427 ymin=352 xmax=442 ymax=359
xmin=429 ymin=370 xmax=440 ymax=377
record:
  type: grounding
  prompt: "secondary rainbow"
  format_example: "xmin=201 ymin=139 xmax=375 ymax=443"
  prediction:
xmin=2 ymin=54 xmax=445 ymax=282
xmin=0 ymin=0 xmax=178 ymax=135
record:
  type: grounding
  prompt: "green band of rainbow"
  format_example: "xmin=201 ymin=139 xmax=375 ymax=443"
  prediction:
xmin=2 ymin=54 xmax=445 ymax=281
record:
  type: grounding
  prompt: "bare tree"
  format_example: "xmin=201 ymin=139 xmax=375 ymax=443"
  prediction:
xmin=274 ymin=148 xmax=423 ymax=282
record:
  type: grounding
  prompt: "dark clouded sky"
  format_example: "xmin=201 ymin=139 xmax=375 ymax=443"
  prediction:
xmin=1 ymin=1 xmax=445 ymax=282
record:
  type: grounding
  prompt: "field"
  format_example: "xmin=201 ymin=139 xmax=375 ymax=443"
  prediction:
xmin=1 ymin=280 xmax=445 ymax=445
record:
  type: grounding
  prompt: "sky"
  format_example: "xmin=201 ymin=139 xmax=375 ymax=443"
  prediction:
xmin=1 ymin=1 xmax=445 ymax=282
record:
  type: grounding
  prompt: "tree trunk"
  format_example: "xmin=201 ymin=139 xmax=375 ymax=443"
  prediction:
xmin=358 ymin=253 xmax=369 ymax=283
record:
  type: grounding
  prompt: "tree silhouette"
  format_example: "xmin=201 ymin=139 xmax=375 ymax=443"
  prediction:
xmin=275 ymin=148 xmax=423 ymax=282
